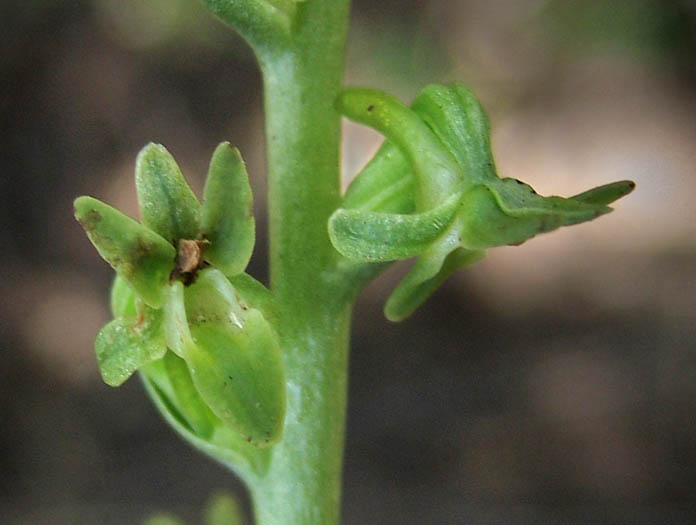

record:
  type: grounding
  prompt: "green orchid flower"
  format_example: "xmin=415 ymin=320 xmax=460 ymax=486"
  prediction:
xmin=75 ymin=142 xmax=285 ymax=447
xmin=329 ymin=84 xmax=635 ymax=321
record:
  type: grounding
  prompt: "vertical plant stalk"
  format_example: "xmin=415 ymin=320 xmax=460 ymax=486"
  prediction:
xmin=250 ymin=1 xmax=353 ymax=523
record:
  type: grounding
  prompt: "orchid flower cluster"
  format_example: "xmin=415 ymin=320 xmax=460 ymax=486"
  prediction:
xmin=74 ymin=82 xmax=633 ymax=484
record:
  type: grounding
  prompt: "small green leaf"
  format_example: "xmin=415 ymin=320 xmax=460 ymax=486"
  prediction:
xmin=200 ymin=143 xmax=255 ymax=276
xmin=328 ymin=194 xmax=462 ymax=262
xmin=205 ymin=492 xmax=245 ymax=525
xmin=74 ymin=196 xmax=175 ymax=308
xmin=182 ymin=269 xmax=285 ymax=446
xmin=95 ymin=302 xmax=166 ymax=386
xmin=135 ymin=143 xmax=201 ymax=242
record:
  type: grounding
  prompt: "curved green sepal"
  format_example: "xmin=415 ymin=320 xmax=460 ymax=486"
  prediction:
xmin=94 ymin=302 xmax=166 ymax=386
xmin=135 ymin=143 xmax=201 ymax=242
xmin=338 ymin=87 xmax=461 ymax=208
xmin=205 ymin=492 xmax=245 ymax=525
xmin=570 ymin=180 xmax=636 ymax=206
xmin=412 ymin=83 xmax=496 ymax=185
xmin=328 ymin=193 xmax=462 ymax=262
xmin=201 ymin=143 xmax=255 ymax=276
xmin=385 ymin=245 xmax=485 ymax=322
xmin=110 ymin=276 xmax=136 ymax=318
xmin=74 ymin=196 xmax=175 ymax=308
xmin=182 ymin=269 xmax=285 ymax=447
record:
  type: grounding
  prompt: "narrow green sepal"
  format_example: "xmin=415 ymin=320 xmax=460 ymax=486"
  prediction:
xmin=74 ymin=196 xmax=175 ymax=308
xmin=328 ymin=193 xmax=462 ymax=262
xmin=200 ymin=143 xmax=255 ymax=276
xmin=182 ymin=269 xmax=286 ymax=447
xmin=135 ymin=143 xmax=201 ymax=242
xmin=570 ymin=180 xmax=636 ymax=206
xmin=94 ymin=301 xmax=166 ymax=386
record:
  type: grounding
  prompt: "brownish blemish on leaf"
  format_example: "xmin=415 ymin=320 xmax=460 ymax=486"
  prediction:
xmin=367 ymin=104 xmax=374 ymax=112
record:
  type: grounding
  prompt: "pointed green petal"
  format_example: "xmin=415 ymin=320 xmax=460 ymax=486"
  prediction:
xmin=488 ymin=178 xmax=610 ymax=224
xmin=412 ymin=83 xmax=496 ymax=185
xmin=183 ymin=269 xmax=285 ymax=447
xmin=200 ymin=143 xmax=255 ymax=276
xmin=94 ymin=302 xmax=166 ymax=386
xmin=328 ymin=194 xmax=462 ymax=262
xmin=135 ymin=143 xmax=201 ymax=242
xmin=570 ymin=180 xmax=635 ymax=206
xmin=74 ymin=196 xmax=175 ymax=308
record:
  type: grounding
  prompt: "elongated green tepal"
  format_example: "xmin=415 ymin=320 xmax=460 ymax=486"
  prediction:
xmin=200 ymin=143 xmax=255 ymax=277
xmin=135 ymin=143 xmax=201 ymax=243
xmin=74 ymin=196 xmax=175 ymax=308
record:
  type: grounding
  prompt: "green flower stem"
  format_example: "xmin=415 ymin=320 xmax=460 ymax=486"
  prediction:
xmin=246 ymin=1 xmax=354 ymax=523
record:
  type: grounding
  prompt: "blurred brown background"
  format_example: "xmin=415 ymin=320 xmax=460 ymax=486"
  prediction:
xmin=2 ymin=0 xmax=696 ymax=523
